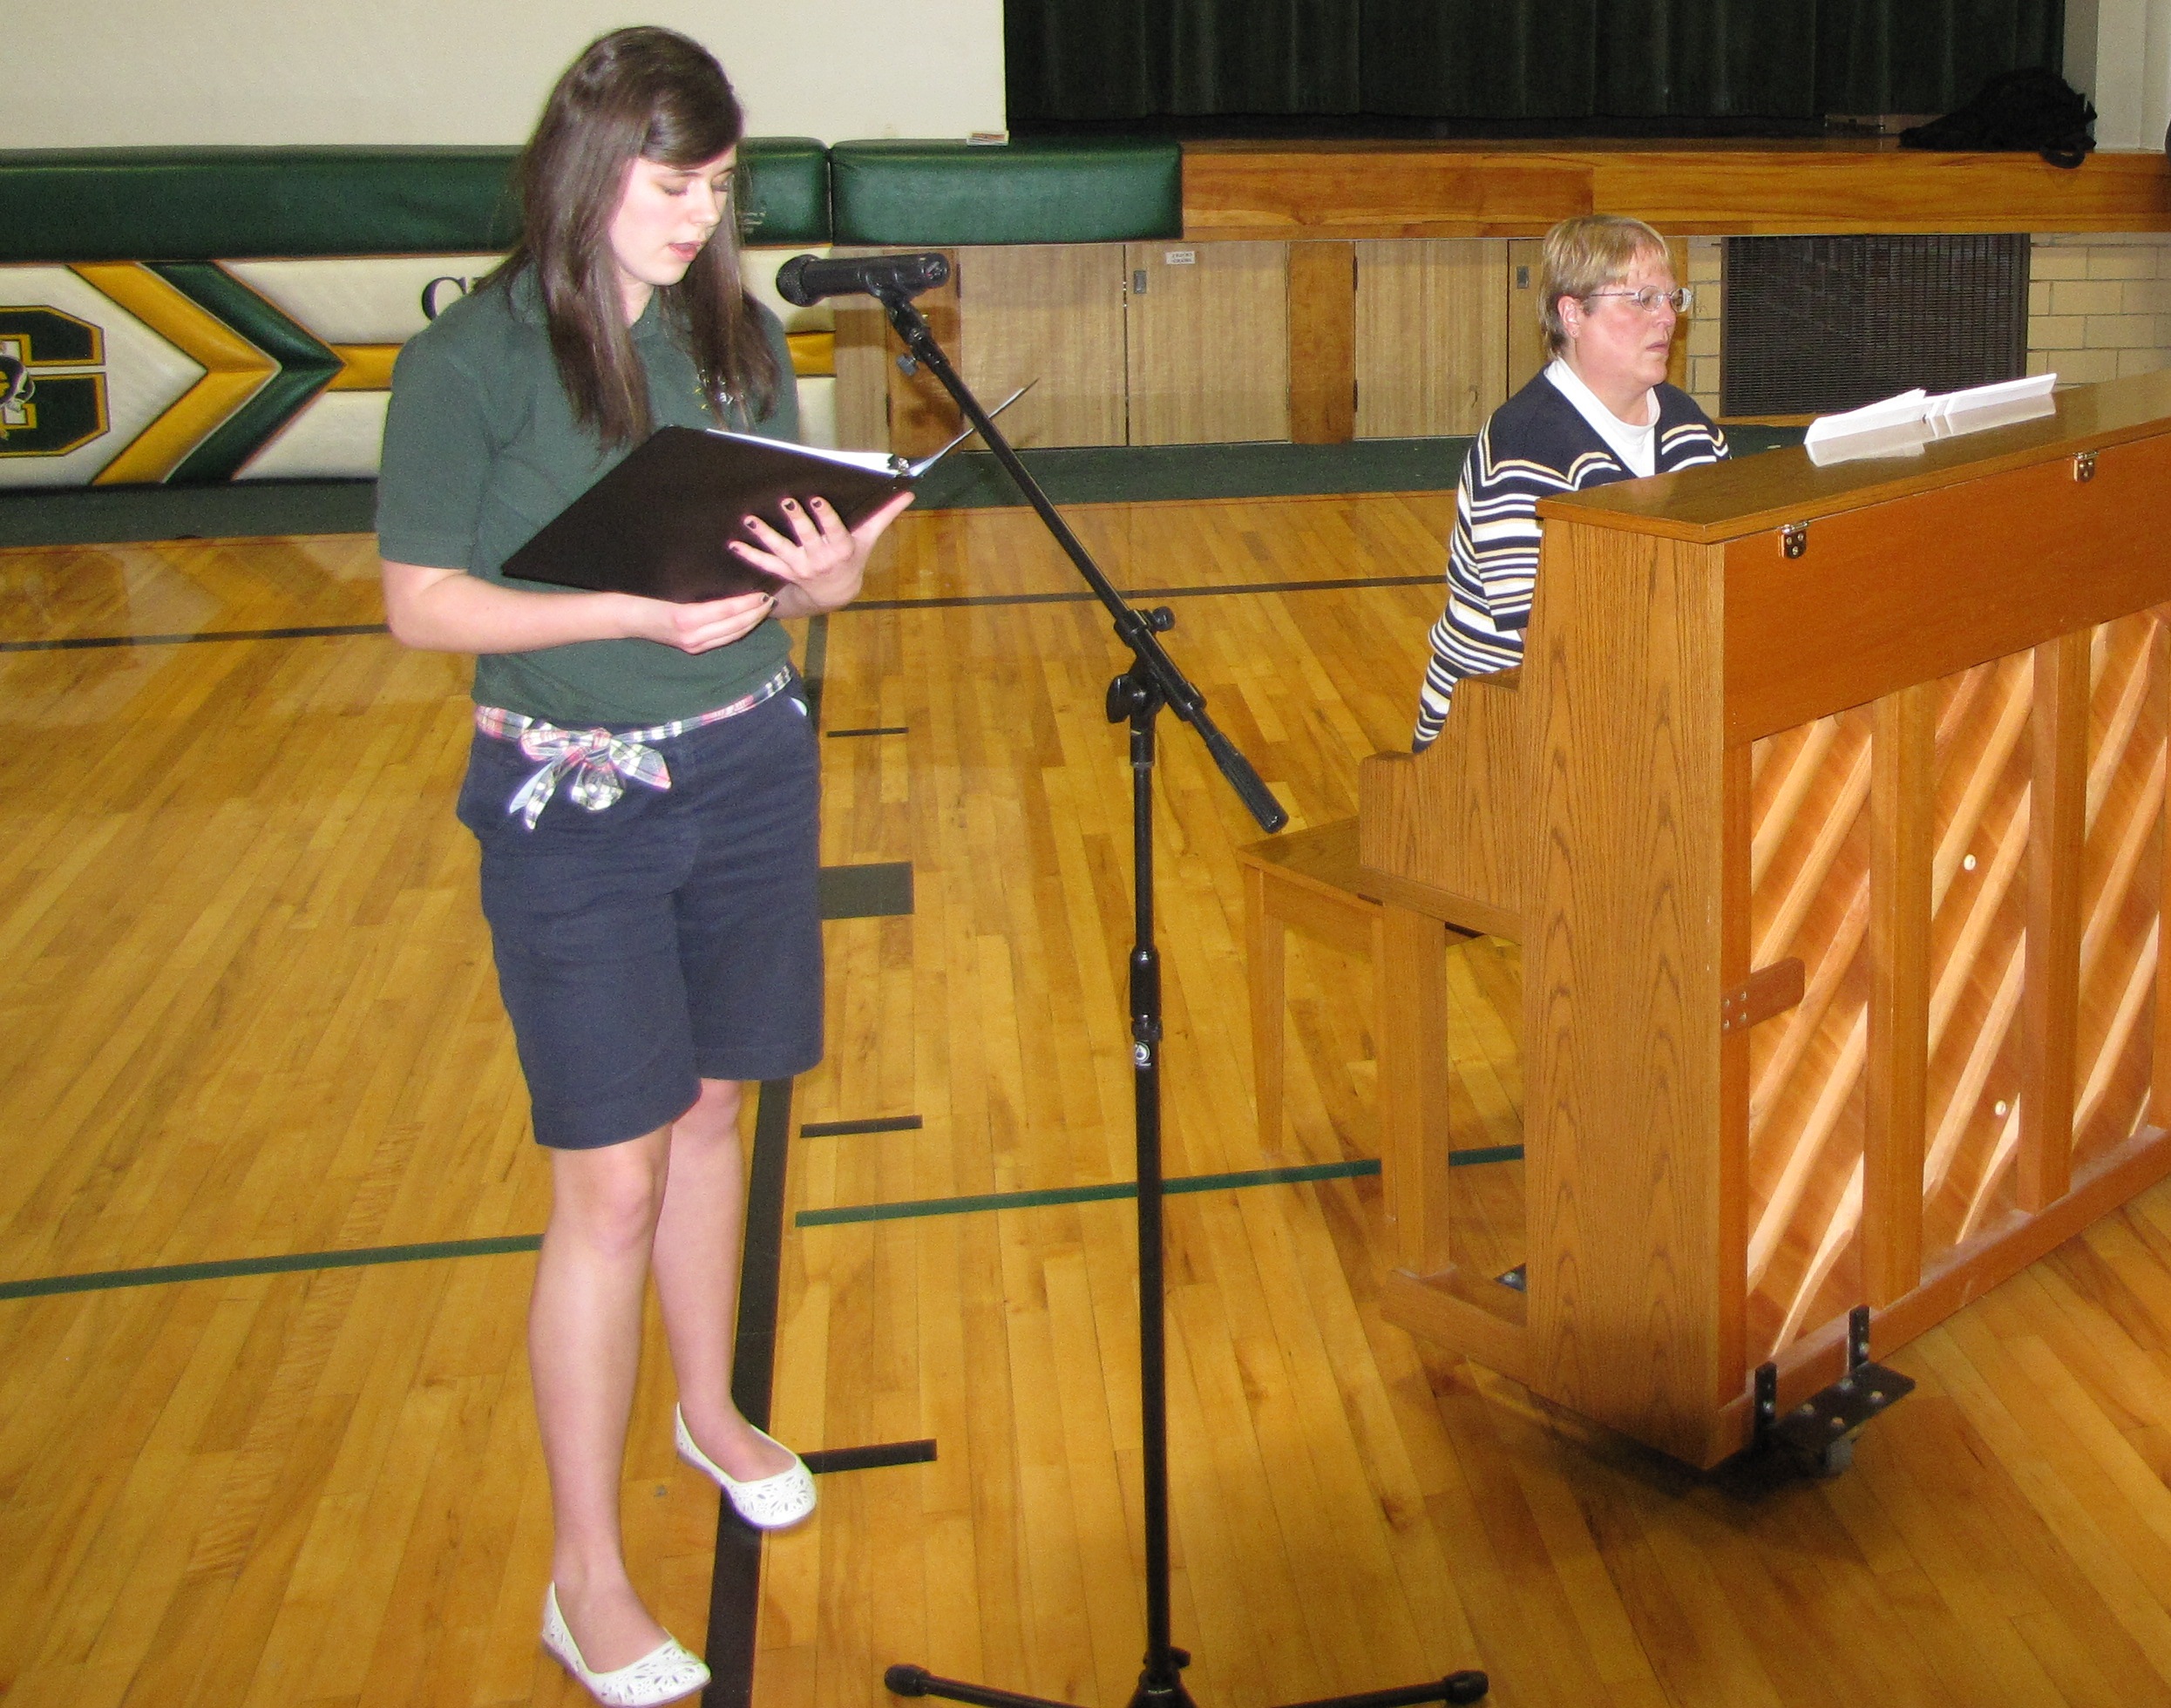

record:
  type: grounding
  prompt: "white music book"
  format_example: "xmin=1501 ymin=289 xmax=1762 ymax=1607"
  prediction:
xmin=1804 ymin=372 xmax=2058 ymax=466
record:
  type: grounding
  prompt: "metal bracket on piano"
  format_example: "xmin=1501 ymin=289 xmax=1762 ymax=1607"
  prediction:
xmin=1753 ymin=1305 xmax=1917 ymax=1477
xmin=1720 ymin=957 xmax=1804 ymax=1034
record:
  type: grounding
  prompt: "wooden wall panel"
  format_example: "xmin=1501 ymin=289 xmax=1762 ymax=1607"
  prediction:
xmin=955 ymin=244 xmax=1129 ymax=451
xmin=1353 ymin=239 xmax=1507 ymax=440
xmin=1288 ymin=240 xmax=1356 ymax=444
xmin=831 ymin=288 xmax=892 ymax=453
xmin=1506 ymin=239 xmax=1545 ymax=400
xmin=825 ymin=247 xmax=968 ymax=458
xmin=1124 ymin=240 xmax=1289 ymax=444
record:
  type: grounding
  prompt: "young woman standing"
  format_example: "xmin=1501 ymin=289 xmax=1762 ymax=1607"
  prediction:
xmin=377 ymin=28 xmax=909 ymax=1706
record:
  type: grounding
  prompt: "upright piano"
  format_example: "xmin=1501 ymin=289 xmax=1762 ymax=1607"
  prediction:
xmin=1358 ymin=372 xmax=2171 ymax=1466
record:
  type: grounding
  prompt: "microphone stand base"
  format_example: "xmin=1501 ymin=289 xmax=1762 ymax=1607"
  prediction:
xmin=882 ymin=1664 xmax=1489 ymax=1708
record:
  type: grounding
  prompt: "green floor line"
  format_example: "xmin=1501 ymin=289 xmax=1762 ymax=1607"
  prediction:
xmin=796 ymin=1158 xmax=1381 ymax=1226
xmin=0 ymin=1234 xmax=542 ymax=1301
xmin=0 ymin=1146 xmax=1529 ymax=1296
xmin=796 ymin=1142 xmax=1528 ymax=1228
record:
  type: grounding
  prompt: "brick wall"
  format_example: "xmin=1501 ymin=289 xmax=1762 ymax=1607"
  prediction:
xmin=2026 ymin=234 xmax=2171 ymax=384
xmin=1678 ymin=234 xmax=2171 ymax=417
xmin=1683 ymin=236 xmax=1724 ymax=417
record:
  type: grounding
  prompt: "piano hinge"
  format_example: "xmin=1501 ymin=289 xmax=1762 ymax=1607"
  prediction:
xmin=1779 ymin=521 xmax=1808 ymax=559
xmin=1720 ymin=957 xmax=1805 ymax=1034
xmin=2074 ymin=449 xmax=2098 ymax=483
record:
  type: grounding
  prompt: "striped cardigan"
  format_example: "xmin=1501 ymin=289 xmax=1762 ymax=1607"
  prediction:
xmin=1413 ymin=374 xmax=1727 ymax=750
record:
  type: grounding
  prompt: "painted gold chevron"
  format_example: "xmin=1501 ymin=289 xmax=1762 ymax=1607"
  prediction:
xmin=325 ymin=344 xmax=399 ymax=391
xmin=309 ymin=329 xmax=834 ymax=399
xmin=71 ymin=262 xmax=272 ymax=484
xmin=787 ymin=329 xmax=835 ymax=376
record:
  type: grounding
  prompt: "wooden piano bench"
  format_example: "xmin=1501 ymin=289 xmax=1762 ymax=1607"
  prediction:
xmin=1234 ymin=817 xmax=1387 ymax=1150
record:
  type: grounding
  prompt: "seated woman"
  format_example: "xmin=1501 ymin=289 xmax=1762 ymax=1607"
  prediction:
xmin=1413 ymin=214 xmax=1727 ymax=750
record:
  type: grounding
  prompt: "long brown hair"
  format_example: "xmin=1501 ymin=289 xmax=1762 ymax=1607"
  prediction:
xmin=496 ymin=27 xmax=782 ymax=447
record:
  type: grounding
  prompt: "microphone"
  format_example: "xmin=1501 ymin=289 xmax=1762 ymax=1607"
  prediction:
xmin=775 ymin=251 xmax=949 ymax=307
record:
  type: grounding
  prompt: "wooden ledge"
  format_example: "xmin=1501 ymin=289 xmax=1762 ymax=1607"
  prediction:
xmin=1180 ymin=142 xmax=2171 ymax=241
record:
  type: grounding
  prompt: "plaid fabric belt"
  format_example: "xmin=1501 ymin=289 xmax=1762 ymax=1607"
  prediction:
xmin=475 ymin=666 xmax=795 ymax=829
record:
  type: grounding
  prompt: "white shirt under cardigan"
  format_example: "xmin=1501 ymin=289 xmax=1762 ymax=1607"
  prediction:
xmin=1544 ymin=357 xmax=1658 ymax=478
xmin=1411 ymin=368 xmax=1728 ymax=750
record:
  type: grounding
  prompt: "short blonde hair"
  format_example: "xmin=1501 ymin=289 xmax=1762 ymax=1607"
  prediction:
xmin=1537 ymin=215 xmax=1671 ymax=356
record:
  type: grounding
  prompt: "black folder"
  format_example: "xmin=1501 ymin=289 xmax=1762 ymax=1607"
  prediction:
xmin=503 ymin=426 xmax=914 ymax=603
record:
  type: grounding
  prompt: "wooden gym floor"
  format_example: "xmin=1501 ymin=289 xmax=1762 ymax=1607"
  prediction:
xmin=14 ymin=493 xmax=2171 ymax=1708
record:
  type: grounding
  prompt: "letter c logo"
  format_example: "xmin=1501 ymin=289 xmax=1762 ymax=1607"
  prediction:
xmin=421 ymin=276 xmax=471 ymax=322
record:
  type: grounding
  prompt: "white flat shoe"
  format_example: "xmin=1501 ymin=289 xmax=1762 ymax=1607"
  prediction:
xmin=675 ymin=1405 xmax=817 ymax=1530
xmin=541 ymin=1584 xmax=709 ymax=1707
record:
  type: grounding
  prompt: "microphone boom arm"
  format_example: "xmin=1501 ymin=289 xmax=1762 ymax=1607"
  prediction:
xmin=873 ymin=290 xmax=1286 ymax=833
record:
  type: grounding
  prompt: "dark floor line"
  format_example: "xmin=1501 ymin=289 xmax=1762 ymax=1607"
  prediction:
xmin=792 ymin=1143 xmax=1526 ymax=1229
xmin=0 ymin=1142 xmax=1517 ymax=1302
xmin=803 ymin=1439 xmax=938 ymax=1474
xmin=704 ymin=1075 xmax=796 ymax=1708
xmin=817 ymin=861 xmax=913 ymax=921
xmin=4 ymin=572 xmax=1437 ymax=654
xmin=801 ymin=1115 xmax=924 ymax=1138
xmin=0 ymin=1233 xmax=542 ymax=1301
xmin=0 ymin=621 xmax=388 ymax=654
xmin=824 ymin=726 xmax=909 ymax=739
xmin=796 ymin=1157 xmax=1384 ymax=1227
xmin=852 ymin=572 xmax=1436 ymax=613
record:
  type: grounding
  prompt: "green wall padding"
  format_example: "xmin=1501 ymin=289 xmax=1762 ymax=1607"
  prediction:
xmin=830 ymin=139 xmax=1181 ymax=246
xmin=0 ymin=139 xmax=832 ymax=262
xmin=736 ymin=139 xmax=830 ymax=250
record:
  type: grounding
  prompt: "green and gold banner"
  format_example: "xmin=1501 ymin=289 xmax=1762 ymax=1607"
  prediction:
xmin=0 ymin=254 xmax=502 ymax=485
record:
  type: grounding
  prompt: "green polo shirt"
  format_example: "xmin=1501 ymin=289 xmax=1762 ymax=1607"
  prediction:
xmin=376 ymin=268 xmax=799 ymax=725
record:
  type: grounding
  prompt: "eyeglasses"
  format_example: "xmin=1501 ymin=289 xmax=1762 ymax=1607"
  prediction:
xmin=1582 ymin=286 xmax=1693 ymax=315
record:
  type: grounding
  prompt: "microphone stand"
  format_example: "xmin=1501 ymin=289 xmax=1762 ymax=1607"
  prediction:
xmin=865 ymin=286 xmax=1489 ymax=1708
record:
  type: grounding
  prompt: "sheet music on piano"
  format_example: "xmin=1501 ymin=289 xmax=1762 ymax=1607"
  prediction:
xmin=1802 ymin=371 xmax=2059 ymax=466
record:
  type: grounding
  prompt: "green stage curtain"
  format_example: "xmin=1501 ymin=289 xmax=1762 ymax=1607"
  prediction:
xmin=1006 ymin=0 xmax=2063 ymax=123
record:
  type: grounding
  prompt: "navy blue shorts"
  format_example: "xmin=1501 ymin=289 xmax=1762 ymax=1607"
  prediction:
xmin=456 ymin=684 xmax=824 ymax=1149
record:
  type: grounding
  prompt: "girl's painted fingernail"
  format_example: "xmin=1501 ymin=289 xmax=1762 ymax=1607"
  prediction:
xmin=742 ymin=516 xmax=757 ymax=529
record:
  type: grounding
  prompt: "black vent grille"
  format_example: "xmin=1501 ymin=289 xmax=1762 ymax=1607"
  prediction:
xmin=1721 ymin=234 xmax=2030 ymax=417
